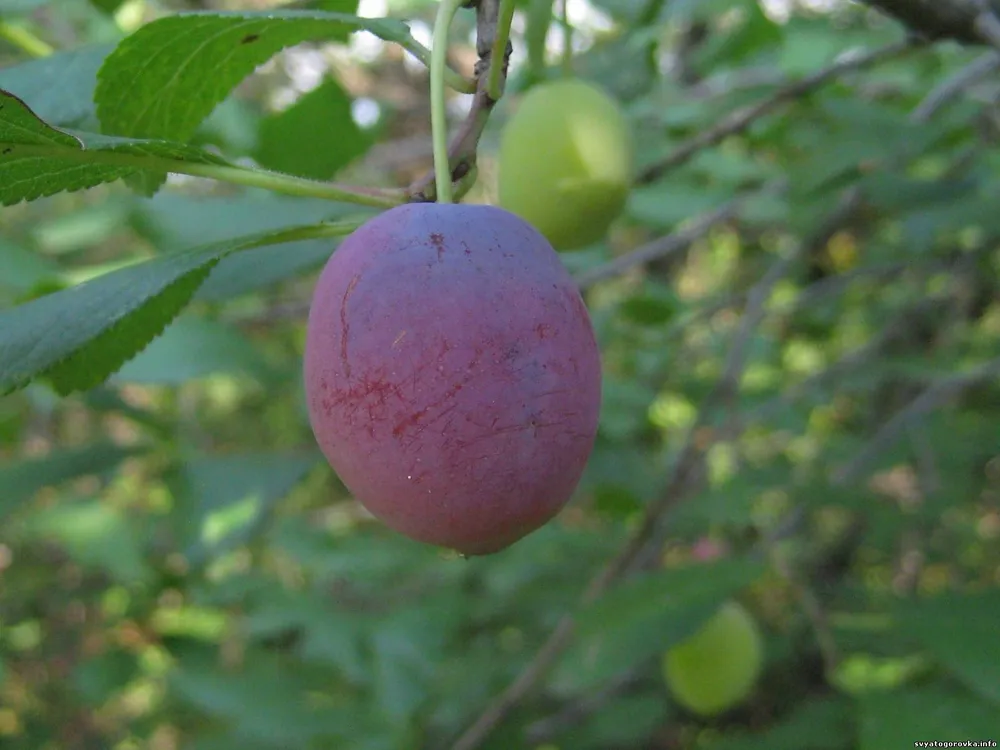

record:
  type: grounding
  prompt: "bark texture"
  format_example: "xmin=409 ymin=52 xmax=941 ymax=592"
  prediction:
xmin=860 ymin=0 xmax=1000 ymax=44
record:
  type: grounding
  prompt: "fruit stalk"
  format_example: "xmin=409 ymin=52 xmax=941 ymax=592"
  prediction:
xmin=408 ymin=0 xmax=513 ymax=202
xmin=430 ymin=0 xmax=466 ymax=204
xmin=486 ymin=0 xmax=516 ymax=101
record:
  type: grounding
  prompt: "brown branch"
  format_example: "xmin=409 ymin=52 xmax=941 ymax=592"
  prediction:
xmin=574 ymin=193 xmax=748 ymax=290
xmin=859 ymin=0 xmax=1000 ymax=45
xmin=407 ymin=0 xmax=512 ymax=202
xmin=912 ymin=50 xmax=1000 ymax=121
xmin=636 ymin=40 xmax=914 ymax=185
xmin=833 ymin=355 xmax=1000 ymax=484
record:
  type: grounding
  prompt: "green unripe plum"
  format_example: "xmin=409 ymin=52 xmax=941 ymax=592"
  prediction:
xmin=497 ymin=79 xmax=633 ymax=252
xmin=662 ymin=601 xmax=763 ymax=716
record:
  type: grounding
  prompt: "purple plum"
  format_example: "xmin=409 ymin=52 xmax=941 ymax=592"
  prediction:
xmin=303 ymin=203 xmax=602 ymax=555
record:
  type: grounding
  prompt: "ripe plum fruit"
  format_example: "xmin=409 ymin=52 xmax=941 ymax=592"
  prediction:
xmin=498 ymin=78 xmax=633 ymax=252
xmin=304 ymin=203 xmax=602 ymax=555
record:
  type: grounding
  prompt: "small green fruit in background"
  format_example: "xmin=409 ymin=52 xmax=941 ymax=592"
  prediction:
xmin=662 ymin=601 xmax=763 ymax=716
xmin=497 ymin=78 xmax=633 ymax=252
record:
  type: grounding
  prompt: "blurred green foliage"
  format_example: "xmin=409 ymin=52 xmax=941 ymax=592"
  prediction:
xmin=0 ymin=0 xmax=999 ymax=749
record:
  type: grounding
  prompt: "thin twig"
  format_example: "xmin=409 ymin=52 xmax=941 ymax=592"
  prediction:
xmin=912 ymin=50 xmax=1000 ymax=122
xmin=575 ymin=194 xmax=747 ymax=290
xmin=523 ymin=669 xmax=642 ymax=743
xmin=973 ymin=0 xmax=1000 ymax=48
xmin=636 ymin=40 xmax=914 ymax=185
xmin=834 ymin=355 xmax=1000 ymax=484
xmin=774 ymin=553 xmax=841 ymax=676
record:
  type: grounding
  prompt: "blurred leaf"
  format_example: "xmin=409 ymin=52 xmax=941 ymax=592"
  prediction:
xmin=72 ymin=649 xmax=140 ymax=705
xmin=256 ymin=77 xmax=372 ymax=180
xmin=0 ymin=442 xmax=145 ymax=522
xmin=241 ymin=586 xmax=368 ymax=683
xmin=95 ymin=10 xmax=420 ymax=142
xmin=894 ymin=590 xmax=1000 ymax=705
xmin=0 ymin=0 xmax=49 ymax=10
xmin=627 ymin=182 xmax=731 ymax=229
xmin=169 ymin=644 xmax=355 ymax=745
xmin=707 ymin=696 xmax=853 ymax=750
xmin=551 ymin=558 xmax=766 ymax=693
xmin=88 ymin=0 xmax=126 ymax=13
xmin=196 ymin=241 xmax=335 ymax=301
xmin=553 ymin=693 xmax=670 ymax=750
xmin=169 ymin=452 xmax=319 ymax=565
xmin=0 ymin=44 xmax=113 ymax=126
xmin=136 ymin=190 xmax=356 ymax=250
xmin=113 ymin=315 xmax=274 ymax=385
xmin=24 ymin=498 xmax=152 ymax=583
xmin=858 ymin=683 xmax=998 ymax=749
xmin=0 ymin=222 xmax=334 ymax=396
xmin=0 ymin=236 xmax=59 ymax=292
xmin=696 ymin=0 xmax=782 ymax=69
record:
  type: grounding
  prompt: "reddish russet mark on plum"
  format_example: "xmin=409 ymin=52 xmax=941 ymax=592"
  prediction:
xmin=339 ymin=275 xmax=359 ymax=378
xmin=303 ymin=203 xmax=602 ymax=556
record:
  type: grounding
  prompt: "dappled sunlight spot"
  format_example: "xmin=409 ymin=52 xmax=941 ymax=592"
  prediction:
xmin=351 ymin=96 xmax=382 ymax=128
xmin=150 ymin=605 xmax=228 ymax=641
xmin=706 ymin=443 xmax=738 ymax=486
xmin=782 ymin=338 xmax=825 ymax=376
xmin=200 ymin=493 xmax=264 ymax=547
xmin=647 ymin=391 xmax=696 ymax=433
xmin=830 ymin=652 xmax=929 ymax=695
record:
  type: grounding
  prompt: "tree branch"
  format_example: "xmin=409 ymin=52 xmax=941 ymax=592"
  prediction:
xmin=636 ymin=40 xmax=913 ymax=185
xmin=858 ymin=0 xmax=1000 ymax=45
xmin=833 ymin=355 xmax=1000 ymax=485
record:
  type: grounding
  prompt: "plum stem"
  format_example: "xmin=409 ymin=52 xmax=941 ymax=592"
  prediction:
xmin=559 ymin=0 xmax=573 ymax=76
xmin=486 ymin=0 xmax=516 ymax=100
xmin=0 ymin=21 xmax=53 ymax=58
xmin=431 ymin=0 xmax=465 ymax=205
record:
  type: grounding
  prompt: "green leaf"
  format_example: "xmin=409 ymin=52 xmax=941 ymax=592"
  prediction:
xmin=113 ymin=315 xmax=274 ymax=385
xmin=859 ymin=683 xmax=998 ymax=749
xmin=168 ymin=452 xmax=320 ymax=565
xmin=195 ymin=241 xmax=335 ymax=301
xmin=169 ymin=645 xmax=354 ymax=745
xmin=0 ymin=44 xmax=113 ymax=127
xmin=23 ymin=498 xmax=152 ymax=584
xmin=88 ymin=0 xmax=127 ymax=13
xmin=0 ymin=89 xmax=232 ymax=205
xmin=0 ymin=442 xmax=146 ymax=522
xmin=894 ymin=590 xmax=1000 ymax=705
xmin=0 ymin=221 xmax=333 ymax=396
xmin=255 ymin=77 xmax=372 ymax=180
xmin=627 ymin=182 xmax=732 ymax=229
xmin=708 ymin=697 xmax=854 ymax=750
xmin=72 ymin=649 xmax=140 ymax=705
xmin=0 ymin=0 xmax=49 ymax=11
xmin=553 ymin=694 xmax=670 ymax=750
xmin=551 ymin=558 xmax=766 ymax=693
xmin=136 ymin=190 xmax=356 ymax=249
xmin=95 ymin=10 xmax=415 ymax=142
xmin=0 ymin=236 xmax=59 ymax=293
